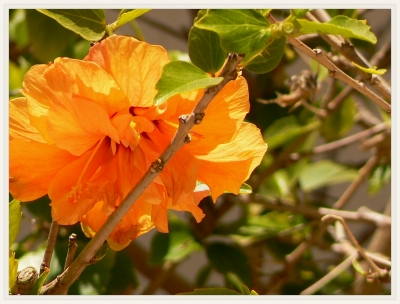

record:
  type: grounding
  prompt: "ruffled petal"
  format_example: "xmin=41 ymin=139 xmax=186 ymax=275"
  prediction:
xmin=9 ymin=139 xmax=78 ymax=202
xmin=9 ymin=97 xmax=45 ymax=142
xmin=49 ymin=138 xmax=113 ymax=224
xmin=85 ymin=36 xmax=170 ymax=107
xmin=195 ymin=122 xmax=267 ymax=201
xmin=47 ymin=97 xmax=119 ymax=156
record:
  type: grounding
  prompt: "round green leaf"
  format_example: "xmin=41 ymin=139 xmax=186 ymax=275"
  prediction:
xmin=36 ymin=9 xmax=106 ymax=41
xmin=154 ymin=61 xmax=223 ymax=106
xmin=188 ymin=26 xmax=227 ymax=73
xmin=195 ymin=9 xmax=271 ymax=55
xmin=243 ymin=36 xmax=286 ymax=73
xmin=9 ymin=199 xmax=22 ymax=246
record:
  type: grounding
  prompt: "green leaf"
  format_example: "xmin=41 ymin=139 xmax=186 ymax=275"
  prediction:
xmin=298 ymin=160 xmax=358 ymax=192
xmin=9 ymin=199 xmax=22 ymax=246
xmin=243 ymin=36 xmax=286 ymax=73
xmin=320 ymin=96 xmax=356 ymax=142
xmin=292 ymin=9 xmax=310 ymax=18
xmin=29 ymin=267 xmax=50 ymax=295
xmin=189 ymin=26 xmax=227 ymax=73
xmin=263 ymin=116 xmax=320 ymax=150
xmin=368 ymin=164 xmax=391 ymax=195
xmin=195 ymin=9 xmax=271 ymax=55
xmin=26 ymin=9 xmax=77 ymax=62
xmin=108 ymin=9 xmax=151 ymax=33
xmin=154 ymin=61 xmax=223 ymax=106
xmin=352 ymin=62 xmax=387 ymax=75
xmin=9 ymin=250 xmax=18 ymax=293
xmin=36 ymin=9 xmax=106 ymax=41
xmin=206 ymin=242 xmax=252 ymax=286
xmin=150 ymin=216 xmax=202 ymax=264
xmin=250 ymin=290 xmax=259 ymax=295
xmin=178 ymin=287 xmax=242 ymax=295
xmin=296 ymin=15 xmax=377 ymax=44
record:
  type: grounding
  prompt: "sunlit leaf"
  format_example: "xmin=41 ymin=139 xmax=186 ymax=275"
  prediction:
xmin=298 ymin=160 xmax=358 ymax=192
xmin=154 ymin=61 xmax=223 ymax=106
xmin=352 ymin=62 xmax=387 ymax=75
xmin=36 ymin=9 xmax=106 ymax=41
xmin=292 ymin=9 xmax=310 ymax=18
xmin=195 ymin=9 xmax=271 ymax=56
xmin=296 ymin=15 xmax=377 ymax=43
xmin=243 ymin=36 xmax=286 ymax=73
xmin=9 ymin=199 xmax=22 ymax=246
xmin=108 ymin=9 xmax=151 ymax=33
xmin=9 ymin=250 xmax=18 ymax=293
xmin=352 ymin=258 xmax=367 ymax=276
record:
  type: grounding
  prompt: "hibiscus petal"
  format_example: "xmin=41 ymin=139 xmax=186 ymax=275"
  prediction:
xmin=9 ymin=97 xmax=45 ymax=142
xmin=195 ymin=122 xmax=268 ymax=201
xmin=47 ymin=97 xmax=119 ymax=156
xmin=9 ymin=139 xmax=78 ymax=202
xmin=85 ymin=36 xmax=170 ymax=107
xmin=49 ymin=138 xmax=112 ymax=224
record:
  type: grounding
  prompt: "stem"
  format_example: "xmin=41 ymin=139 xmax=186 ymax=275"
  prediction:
xmin=322 ymin=215 xmax=383 ymax=274
xmin=40 ymin=221 xmax=59 ymax=275
xmin=333 ymin=154 xmax=379 ymax=209
xmin=300 ymin=252 xmax=357 ymax=295
xmin=64 ymin=234 xmax=78 ymax=271
xmin=290 ymin=122 xmax=389 ymax=160
xmin=40 ymin=53 xmax=244 ymax=295
xmin=306 ymin=10 xmax=391 ymax=101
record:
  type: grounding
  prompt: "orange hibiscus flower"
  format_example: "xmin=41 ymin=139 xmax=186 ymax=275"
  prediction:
xmin=9 ymin=36 xmax=267 ymax=250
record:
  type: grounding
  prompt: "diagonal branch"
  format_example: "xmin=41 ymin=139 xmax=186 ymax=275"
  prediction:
xmin=39 ymin=53 xmax=244 ymax=295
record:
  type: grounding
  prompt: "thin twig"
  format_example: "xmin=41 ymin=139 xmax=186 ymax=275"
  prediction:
xmin=307 ymin=10 xmax=391 ymax=101
xmin=290 ymin=122 xmax=389 ymax=161
xmin=300 ymin=252 xmax=357 ymax=295
xmin=250 ymin=195 xmax=391 ymax=227
xmin=268 ymin=14 xmax=391 ymax=113
xmin=322 ymin=215 xmax=383 ymax=274
xmin=40 ymin=221 xmax=59 ymax=275
xmin=64 ymin=234 xmax=78 ymax=271
xmin=333 ymin=154 xmax=379 ymax=209
xmin=40 ymin=53 xmax=244 ymax=295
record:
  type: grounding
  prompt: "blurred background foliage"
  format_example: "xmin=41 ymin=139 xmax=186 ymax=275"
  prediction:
xmin=9 ymin=8 xmax=391 ymax=295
